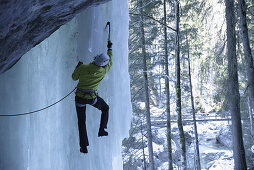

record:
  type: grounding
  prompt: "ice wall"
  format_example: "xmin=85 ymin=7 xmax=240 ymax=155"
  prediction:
xmin=0 ymin=0 xmax=131 ymax=170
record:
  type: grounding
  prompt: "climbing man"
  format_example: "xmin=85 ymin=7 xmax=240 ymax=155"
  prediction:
xmin=72 ymin=39 xmax=113 ymax=154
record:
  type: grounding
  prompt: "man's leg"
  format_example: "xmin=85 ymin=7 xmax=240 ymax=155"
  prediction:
xmin=75 ymin=97 xmax=89 ymax=151
xmin=92 ymin=96 xmax=109 ymax=135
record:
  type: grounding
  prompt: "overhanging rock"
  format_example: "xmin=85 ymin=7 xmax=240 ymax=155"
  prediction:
xmin=0 ymin=0 xmax=110 ymax=74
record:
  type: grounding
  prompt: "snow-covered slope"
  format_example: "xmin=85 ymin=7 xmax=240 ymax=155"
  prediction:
xmin=0 ymin=1 xmax=131 ymax=170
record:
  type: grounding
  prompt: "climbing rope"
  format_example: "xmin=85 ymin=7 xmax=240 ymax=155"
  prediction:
xmin=0 ymin=87 xmax=77 ymax=117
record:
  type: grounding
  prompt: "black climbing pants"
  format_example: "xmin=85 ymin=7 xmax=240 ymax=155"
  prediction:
xmin=75 ymin=96 xmax=109 ymax=148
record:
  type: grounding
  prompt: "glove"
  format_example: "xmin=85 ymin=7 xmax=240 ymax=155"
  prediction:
xmin=107 ymin=40 xmax=112 ymax=49
xmin=76 ymin=61 xmax=83 ymax=69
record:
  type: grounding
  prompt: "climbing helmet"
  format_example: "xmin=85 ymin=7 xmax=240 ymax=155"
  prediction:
xmin=94 ymin=53 xmax=109 ymax=67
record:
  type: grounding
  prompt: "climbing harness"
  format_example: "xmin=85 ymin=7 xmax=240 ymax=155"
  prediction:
xmin=76 ymin=88 xmax=98 ymax=99
xmin=75 ymin=88 xmax=98 ymax=107
xmin=0 ymin=87 xmax=77 ymax=117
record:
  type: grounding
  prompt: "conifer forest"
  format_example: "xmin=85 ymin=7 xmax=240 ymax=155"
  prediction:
xmin=122 ymin=0 xmax=254 ymax=169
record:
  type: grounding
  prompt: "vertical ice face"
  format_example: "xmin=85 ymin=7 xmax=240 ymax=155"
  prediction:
xmin=0 ymin=0 xmax=131 ymax=170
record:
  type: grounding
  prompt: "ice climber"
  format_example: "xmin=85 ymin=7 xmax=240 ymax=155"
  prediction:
xmin=72 ymin=40 xmax=113 ymax=154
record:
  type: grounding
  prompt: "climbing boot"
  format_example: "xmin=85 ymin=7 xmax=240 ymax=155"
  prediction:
xmin=80 ymin=147 xmax=88 ymax=154
xmin=98 ymin=128 xmax=108 ymax=137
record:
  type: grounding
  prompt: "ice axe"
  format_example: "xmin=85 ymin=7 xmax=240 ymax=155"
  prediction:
xmin=105 ymin=21 xmax=111 ymax=41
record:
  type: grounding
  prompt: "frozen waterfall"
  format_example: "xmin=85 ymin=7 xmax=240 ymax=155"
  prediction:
xmin=0 ymin=0 xmax=131 ymax=170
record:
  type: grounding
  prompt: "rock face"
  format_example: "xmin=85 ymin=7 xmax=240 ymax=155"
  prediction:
xmin=0 ymin=0 xmax=110 ymax=74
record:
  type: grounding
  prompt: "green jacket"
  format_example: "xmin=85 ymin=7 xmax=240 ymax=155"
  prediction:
xmin=72 ymin=49 xmax=113 ymax=99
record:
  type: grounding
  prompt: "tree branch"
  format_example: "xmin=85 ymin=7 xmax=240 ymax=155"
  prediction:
xmin=129 ymin=12 xmax=176 ymax=32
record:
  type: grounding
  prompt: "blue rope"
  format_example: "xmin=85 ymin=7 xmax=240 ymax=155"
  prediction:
xmin=0 ymin=87 xmax=77 ymax=117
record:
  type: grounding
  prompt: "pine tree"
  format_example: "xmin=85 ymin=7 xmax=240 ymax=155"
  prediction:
xmin=138 ymin=0 xmax=155 ymax=169
xmin=225 ymin=0 xmax=247 ymax=169
xmin=238 ymin=0 xmax=254 ymax=135
xmin=186 ymin=33 xmax=201 ymax=170
xmin=175 ymin=0 xmax=187 ymax=169
xmin=163 ymin=0 xmax=173 ymax=169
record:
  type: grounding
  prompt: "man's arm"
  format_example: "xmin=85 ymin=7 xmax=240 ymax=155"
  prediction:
xmin=72 ymin=61 xmax=83 ymax=81
xmin=105 ymin=41 xmax=113 ymax=73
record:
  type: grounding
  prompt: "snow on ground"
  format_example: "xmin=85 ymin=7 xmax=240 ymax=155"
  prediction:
xmin=152 ymin=142 xmax=164 ymax=152
xmin=124 ymin=104 xmax=235 ymax=169
xmin=207 ymin=157 xmax=234 ymax=170
xmin=158 ymin=162 xmax=169 ymax=170
xmin=150 ymin=106 xmax=166 ymax=117
xmin=150 ymin=105 xmax=234 ymax=169
xmin=189 ymin=121 xmax=234 ymax=169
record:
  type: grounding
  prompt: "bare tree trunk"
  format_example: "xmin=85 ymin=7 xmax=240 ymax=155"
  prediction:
xmin=186 ymin=34 xmax=201 ymax=170
xmin=238 ymin=0 xmax=254 ymax=134
xmin=163 ymin=0 xmax=173 ymax=169
xmin=247 ymin=97 xmax=254 ymax=134
xmin=141 ymin=120 xmax=147 ymax=170
xmin=159 ymin=64 xmax=162 ymax=105
xmin=175 ymin=0 xmax=187 ymax=169
xmin=225 ymin=0 xmax=247 ymax=169
xmin=138 ymin=0 xmax=155 ymax=169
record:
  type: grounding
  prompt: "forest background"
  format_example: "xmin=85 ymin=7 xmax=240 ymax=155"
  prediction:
xmin=122 ymin=0 xmax=254 ymax=169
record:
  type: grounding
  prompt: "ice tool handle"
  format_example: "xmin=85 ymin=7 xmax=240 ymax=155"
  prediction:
xmin=105 ymin=21 xmax=111 ymax=41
